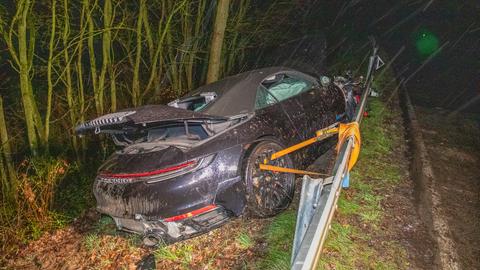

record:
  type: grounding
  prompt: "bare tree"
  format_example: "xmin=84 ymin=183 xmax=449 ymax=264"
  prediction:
xmin=206 ymin=0 xmax=230 ymax=83
xmin=1 ymin=0 xmax=43 ymax=155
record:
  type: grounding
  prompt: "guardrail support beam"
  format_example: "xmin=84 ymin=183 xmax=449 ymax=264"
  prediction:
xmin=342 ymin=172 xmax=350 ymax=188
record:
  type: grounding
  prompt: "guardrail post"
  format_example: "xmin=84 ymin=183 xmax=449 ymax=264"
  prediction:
xmin=342 ymin=171 xmax=350 ymax=188
xmin=292 ymin=175 xmax=326 ymax=262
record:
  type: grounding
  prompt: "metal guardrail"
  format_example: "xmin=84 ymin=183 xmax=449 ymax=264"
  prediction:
xmin=291 ymin=46 xmax=383 ymax=270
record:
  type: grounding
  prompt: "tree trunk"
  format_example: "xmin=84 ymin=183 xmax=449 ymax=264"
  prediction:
xmin=98 ymin=0 xmax=112 ymax=112
xmin=142 ymin=3 xmax=154 ymax=62
xmin=17 ymin=0 xmax=39 ymax=155
xmin=62 ymin=0 xmax=78 ymax=155
xmin=44 ymin=0 xmax=57 ymax=149
xmin=109 ymin=65 xmax=117 ymax=112
xmin=26 ymin=23 xmax=45 ymax=143
xmin=185 ymin=0 xmax=207 ymax=90
xmin=224 ymin=0 xmax=249 ymax=76
xmin=86 ymin=0 xmax=100 ymax=115
xmin=143 ymin=0 xmax=187 ymax=99
xmin=76 ymin=0 xmax=87 ymax=154
xmin=0 ymin=146 xmax=7 ymax=207
xmin=206 ymin=0 xmax=230 ymax=83
xmin=132 ymin=0 xmax=146 ymax=106
xmin=0 ymin=96 xmax=16 ymax=196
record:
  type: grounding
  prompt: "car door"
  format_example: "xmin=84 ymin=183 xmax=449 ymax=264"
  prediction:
xmin=299 ymin=81 xmax=345 ymax=131
xmin=255 ymin=73 xmax=312 ymax=141
xmin=254 ymin=72 xmax=342 ymax=167
xmin=299 ymin=80 xmax=350 ymax=164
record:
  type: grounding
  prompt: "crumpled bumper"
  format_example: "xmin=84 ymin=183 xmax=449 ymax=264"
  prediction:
xmin=112 ymin=205 xmax=231 ymax=244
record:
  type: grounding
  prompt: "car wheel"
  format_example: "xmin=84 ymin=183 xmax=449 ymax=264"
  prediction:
xmin=244 ymin=140 xmax=295 ymax=217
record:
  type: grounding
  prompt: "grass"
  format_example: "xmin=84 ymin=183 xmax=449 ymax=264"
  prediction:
xmin=237 ymin=232 xmax=254 ymax=249
xmin=154 ymin=243 xmax=194 ymax=268
xmin=256 ymin=210 xmax=296 ymax=270
xmin=84 ymin=233 xmax=102 ymax=251
xmin=93 ymin=215 xmax=117 ymax=234
xmin=316 ymin=95 xmax=407 ymax=269
xmin=150 ymin=218 xmax=268 ymax=269
xmin=255 ymin=71 xmax=410 ymax=269
xmin=80 ymin=214 xmax=142 ymax=269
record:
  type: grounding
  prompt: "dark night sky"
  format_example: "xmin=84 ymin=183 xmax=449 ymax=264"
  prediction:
xmin=317 ymin=0 xmax=479 ymax=112
xmin=378 ymin=0 xmax=479 ymax=112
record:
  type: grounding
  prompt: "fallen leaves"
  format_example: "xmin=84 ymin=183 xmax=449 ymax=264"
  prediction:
xmin=6 ymin=211 xmax=269 ymax=269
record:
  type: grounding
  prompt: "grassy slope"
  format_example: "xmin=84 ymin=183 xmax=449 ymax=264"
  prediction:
xmin=255 ymin=73 xmax=411 ymax=269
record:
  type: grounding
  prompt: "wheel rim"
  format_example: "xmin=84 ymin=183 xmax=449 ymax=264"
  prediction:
xmin=248 ymin=143 xmax=294 ymax=214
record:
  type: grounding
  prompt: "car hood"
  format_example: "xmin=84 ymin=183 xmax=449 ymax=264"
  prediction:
xmin=76 ymin=104 xmax=226 ymax=135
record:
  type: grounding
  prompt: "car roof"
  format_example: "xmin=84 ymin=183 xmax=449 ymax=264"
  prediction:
xmin=189 ymin=67 xmax=318 ymax=117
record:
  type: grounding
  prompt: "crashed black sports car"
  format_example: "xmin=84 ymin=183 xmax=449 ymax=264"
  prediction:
xmin=76 ymin=67 xmax=348 ymax=245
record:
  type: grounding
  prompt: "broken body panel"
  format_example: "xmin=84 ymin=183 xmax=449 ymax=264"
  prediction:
xmin=77 ymin=67 xmax=346 ymax=244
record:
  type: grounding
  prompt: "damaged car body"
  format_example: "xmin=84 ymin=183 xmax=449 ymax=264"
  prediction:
xmin=76 ymin=67 xmax=348 ymax=246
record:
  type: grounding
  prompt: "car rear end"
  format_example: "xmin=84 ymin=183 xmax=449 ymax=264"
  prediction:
xmin=94 ymin=147 xmax=237 ymax=245
xmin=76 ymin=107 xmax=250 ymax=245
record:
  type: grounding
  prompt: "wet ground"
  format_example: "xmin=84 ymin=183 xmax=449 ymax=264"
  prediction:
xmin=414 ymin=106 xmax=480 ymax=269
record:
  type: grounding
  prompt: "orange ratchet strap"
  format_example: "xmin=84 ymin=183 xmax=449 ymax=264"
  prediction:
xmin=337 ymin=122 xmax=361 ymax=171
xmin=258 ymin=164 xmax=331 ymax=177
xmin=259 ymin=122 xmax=361 ymax=175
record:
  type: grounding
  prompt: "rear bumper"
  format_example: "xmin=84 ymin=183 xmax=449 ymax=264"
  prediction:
xmin=112 ymin=205 xmax=231 ymax=243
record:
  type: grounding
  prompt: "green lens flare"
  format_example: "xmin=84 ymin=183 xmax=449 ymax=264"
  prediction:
xmin=415 ymin=30 xmax=439 ymax=58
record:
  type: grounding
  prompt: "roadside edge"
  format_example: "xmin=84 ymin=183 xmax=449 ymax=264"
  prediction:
xmin=400 ymin=87 xmax=459 ymax=270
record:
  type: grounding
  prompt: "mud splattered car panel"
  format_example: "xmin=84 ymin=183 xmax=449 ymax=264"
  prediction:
xmin=77 ymin=67 xmax=346 ymax=243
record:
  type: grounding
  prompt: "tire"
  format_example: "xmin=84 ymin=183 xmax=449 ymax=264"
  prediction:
xmin=243 ymin=140 xmax=295 ymax=217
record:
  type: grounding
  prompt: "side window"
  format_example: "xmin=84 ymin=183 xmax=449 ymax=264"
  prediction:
xmin=255 ymin=75 xmax=313 ymax=110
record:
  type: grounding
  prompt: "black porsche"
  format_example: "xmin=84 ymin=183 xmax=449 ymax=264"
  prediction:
xmin=76 ymin=67 xmax=347 ymax=245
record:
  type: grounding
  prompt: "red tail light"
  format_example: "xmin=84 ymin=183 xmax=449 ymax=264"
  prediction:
xmin=163 ymin=205 xmax=217 ymax=222
xmin=100 ymin=160 xmax=197 ymax=178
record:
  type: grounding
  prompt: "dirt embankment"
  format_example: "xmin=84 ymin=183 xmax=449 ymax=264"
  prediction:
xmin=312 ymin=76 xmax=439 ymax=269
xmin=402 ymin=90 xmax=480 ymax=269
